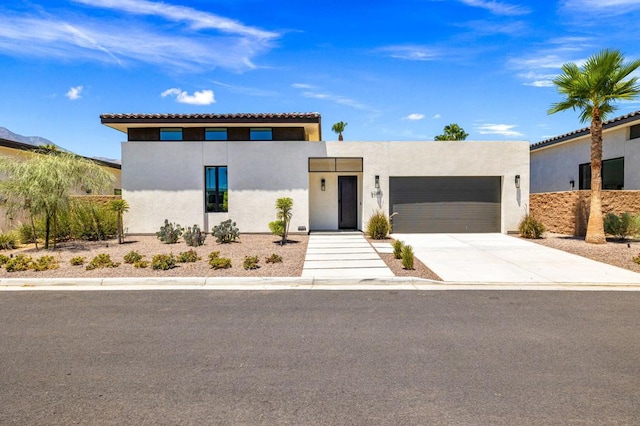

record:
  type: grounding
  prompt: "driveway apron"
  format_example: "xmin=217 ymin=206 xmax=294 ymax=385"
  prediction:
xmin=302 ymin=233 xmax=394 ymax=278
xmin=393 ymin=233 xmax=640 ymax=284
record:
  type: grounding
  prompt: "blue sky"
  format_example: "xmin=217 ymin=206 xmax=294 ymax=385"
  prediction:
xmin=2 ymin=0 xmax=640 ymax=160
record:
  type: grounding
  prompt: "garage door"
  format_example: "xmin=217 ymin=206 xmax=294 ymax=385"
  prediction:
xmin=389 ymin=177 xmax=501 ymax=233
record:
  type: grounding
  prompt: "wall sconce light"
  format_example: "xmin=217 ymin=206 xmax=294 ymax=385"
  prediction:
xmin=321 ymin=178 xmax=326 ymax=191
xmin=514 ymin=175 xmax=520 ymax=189
xmin=569 ymin=180 xmax=575 ymax=190
xmin=375 ymin=175 xmax=380 ymax=189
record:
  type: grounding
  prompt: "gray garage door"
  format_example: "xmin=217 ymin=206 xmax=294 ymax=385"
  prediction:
xmin=389 ymin=177 xmax=501 ymax=233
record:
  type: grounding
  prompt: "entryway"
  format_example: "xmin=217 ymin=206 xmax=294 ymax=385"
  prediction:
xmin=338 ymin=176 xmax=357 ymax=229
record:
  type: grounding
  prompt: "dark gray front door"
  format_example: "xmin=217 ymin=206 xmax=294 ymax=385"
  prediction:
xmin=389 ymin=176 xmax=501 ymax=233
xmin=338 ymin=176 xmax=358 ymax=229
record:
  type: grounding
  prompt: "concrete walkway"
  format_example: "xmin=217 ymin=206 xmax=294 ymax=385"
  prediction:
xmin=393 ymin=233 xmax=640 ymax=284
xmin=302 ymin=232 xmax=394 ymax=278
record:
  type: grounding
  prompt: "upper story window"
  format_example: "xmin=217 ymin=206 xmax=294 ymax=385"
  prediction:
xmin=250 ymin=128 xmax=272 ymax=140
xmin=630 ymin=124 xmax=640 ymax=140
xmin=160 ymin=128 xmax=183 ymax=141
xmin=205 ymin=128 xmax=228 ymax=140
xmin=579 ymin=157 xmax=624 ymax=190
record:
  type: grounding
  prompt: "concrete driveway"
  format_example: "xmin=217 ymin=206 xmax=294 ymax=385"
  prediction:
xmin=392 ymin=233 xmax=640 ymax=284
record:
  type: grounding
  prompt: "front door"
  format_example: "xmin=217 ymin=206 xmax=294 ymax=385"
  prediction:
xmin=338 ymin=176 xmax=358 ymax=229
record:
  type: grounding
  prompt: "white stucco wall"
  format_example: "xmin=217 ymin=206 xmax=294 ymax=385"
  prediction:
xmin=531 ymin=125 xmax=640 ymax=193
xmin=122 ymin=139 xmax=529 ymax=234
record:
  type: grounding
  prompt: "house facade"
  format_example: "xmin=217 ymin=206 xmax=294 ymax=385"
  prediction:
xmin=101 ymin=113 xmax=530 ymax=235
xmin=530 ymin=110 xmax=640 ymax=193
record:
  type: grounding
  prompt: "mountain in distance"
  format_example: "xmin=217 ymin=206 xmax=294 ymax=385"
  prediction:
xmin=0 ymin=126 xmax=120 ymax=164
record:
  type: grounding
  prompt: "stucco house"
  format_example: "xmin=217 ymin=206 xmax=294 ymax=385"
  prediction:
xmin=100 ymin=112 xmax=529 ymax=235
xmin=530 ymin=110 xmax=640 ymax=193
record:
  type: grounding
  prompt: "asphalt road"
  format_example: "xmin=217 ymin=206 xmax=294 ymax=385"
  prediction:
xmin=1 ymin=290 xmax=639 ymax=425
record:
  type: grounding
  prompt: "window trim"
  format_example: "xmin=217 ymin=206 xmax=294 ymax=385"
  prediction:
xmin=205 ymin=166 xmax=228 ymax=213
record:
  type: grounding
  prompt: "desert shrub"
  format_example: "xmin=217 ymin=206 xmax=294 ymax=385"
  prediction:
xmin=86 ymin=253 xmax=120 ymax=270
xmin=268 ymin=220 xmax=285 ymax=238
xmin=5 ymin=254 xmax=32 ymax=272
xmin=518 ymin=213 xmax=545 ymax=239
xmin=156 ymin=219 xmax=183 ymax=244
xmin=0 ymin=254 xmax=10 ymax=266
xmin=17 ymin=223 xmax=38 ymax=244
xmin=32 ymin=256 xmax=59 ymax=272
xmin=401 ymin=244 xmax=415 ymax=270
xmin=633 ymin=254 xmax=640 ymax=265
xmin=177 ymin=249 xmax=200 ymax=263
xmin=123 ymin=250 xmax=144 ymax=264
xmin=392 ymin=240 xmax=404 ymax=259
xmin=68 ymin=199 xmax=117 ymax=241
xmin=134 ymin=260 xmax=149 ymax=269
xmin=69 ymin=256 xmax=86 ymax=266
xmin=366 ymin=211 xmax=390 ymax=239
xmin=265 ymin=253 xmax=282 ymax=264
xmin=603 ymin=212 xmax=640 ymax=241
xmin=212 ymin=219 xmax=239 ymax=244
xmin=0 ymin=230 xmax=17 ymax=250
xmin=151 ymin=254 xmax=177 ymax=270
xmin=183 ymin=224 xmax=206 ymax=247
xmin=209 ymin=251 xmax=232 ymax=269
xmin=243 ymin=255 xmax=260 ymax=270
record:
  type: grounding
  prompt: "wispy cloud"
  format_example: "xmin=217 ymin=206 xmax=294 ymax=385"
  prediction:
xmin=0 ymin=0 xmax=280 ymax=72
xmin=404 ymin=113 xmax=425 ymax=120
xmin=291 ymin=83 xmax=314 ymax=89
xmin=292 ymin=84 xmax=374 ymax=111
xmin=476 ymin=123 xmax=524 ymax=137
xmin=66 ymin=85 xmax=83 ymax=100
xmin=458 ymin=0 xmax=531 ymax=16
xmin=211 ymin=80 xmax=277 ymax=97
xmin=161 ymin=88 xmax=215 ymax=105
xmin=375 ymin=45 xmax=441 ymax=61
xmin=432 ymin=114 xmax=442 ymax=119
xmin=561 ymin=0 xmax=640 ymax=15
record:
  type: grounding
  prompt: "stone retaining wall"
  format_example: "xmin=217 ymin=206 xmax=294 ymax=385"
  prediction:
xmin=530 ymin=191 xmax=640 ymax=236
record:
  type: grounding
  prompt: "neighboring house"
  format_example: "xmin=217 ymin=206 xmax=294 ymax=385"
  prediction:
xmin=100 ymin=112 xmax=529 ymax=235
xmin=530 ymin=110 xmax=640 ymax=193
xmin=0 ymin=137 xmax=122 ymax=230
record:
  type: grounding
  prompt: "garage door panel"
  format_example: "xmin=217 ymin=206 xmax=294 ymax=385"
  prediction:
xmin=390 ymin=177 xmax=501 ymax=233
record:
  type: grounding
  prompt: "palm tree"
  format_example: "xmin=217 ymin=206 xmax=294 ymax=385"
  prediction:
xmin=434 ymin=123 xmax=468 ymax=141
xmin=109 ymin=199 xmax=129 ymax=244
xmin=548 ymin=48 xmax=640 ymax=244
xmin=331 ymin=121 xmax=347 ymax=141
xmin=275 ymin=197 xmax=293 ymax=245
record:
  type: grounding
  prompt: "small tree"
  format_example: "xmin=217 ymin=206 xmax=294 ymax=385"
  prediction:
xmin=331 ymin=121 xmax=348 ymax=141
xmin=274 ymin=197 xmax=293 ymax=245
xmin=109 ymin=199 xmax=129 ymax=244
xmin=434 ymin=123 xmax=468 ymax=141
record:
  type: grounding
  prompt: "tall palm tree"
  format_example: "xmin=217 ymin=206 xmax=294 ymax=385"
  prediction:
xmin=548 ymin=49 xmax=640 ymax=244
xmin=434 ymin=123 xmax=468 ymax=141
xmin=331 ymin=121 xmax=347 ymax=141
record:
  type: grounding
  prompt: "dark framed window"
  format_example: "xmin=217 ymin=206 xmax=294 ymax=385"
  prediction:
xmin=205 ymin=128 xmax=228 ymax=140
xmin=578 ymin=157 xmax=624 ymax=190
xmin=308 ymin=157 xmax=363 ymax=172
xmin=250 ymin=128 xmax=272 ymax=140
xmin=205 ymin=166 xmax=228 ymax=212
xmin=160 ymin=128 xmax=183 ymax=141
xmin=630 ymin=124 xmax=640 ymax=140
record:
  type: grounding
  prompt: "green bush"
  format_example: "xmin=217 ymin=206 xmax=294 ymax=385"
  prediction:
xmin=17 ymin=223 xmax=38 ymax=244
xmin=68 ymin=199 xmax=117 ymax=241
xmin=212 ymin=219 xmax=239 ymax=244
xmin=183 ymin=224 xmax=206 ymax=247
xmin=177 ymin=249 xmax=200 ymax=263
xmin=0 ymin=254 xmax=10 ymax=266
xmin=518 ymin=213 xmax=545 ymax=239
xmin=268 ymin=220 xmax=285 ymax=238
xmin=401 ymin=244 xmax=415 ymax=270
xmin=265 ymin=253 xmax=283 ymax=264
xmin=134 ymin=260 xmax=149 ymax=269
xmin=0 ymin=230 xmax=17 ymax=250
xmin=86 ymin=253 xmax=120 ymax=270
xmin=633 ymin=254 xmax=640 ymax=265
xmin=70 ymin=256 xmax=85 ymax=266
xmin=243 ymin=255 xmax=260 ymax=270
xmin=151 ymin=254 xmax=177 ymax=270
xmin=366 ymin=211 xmax=390 ymax=239
xmin=603 ymin=212 xmax=640 ymax=241
xmin=156 ymin=219 xmax=183 ymax=244
xmin=123 ymin=250 xmax=144 ymax=264
xmin=5 ymin=254 xmax=33 ymax=272
xmin=32 ymin=255 xmax=59 ymax=272
xmin=209 ymin=251 xmax=232 ymax=269
xmin=392 ymin=240 xmax=404 ymax=259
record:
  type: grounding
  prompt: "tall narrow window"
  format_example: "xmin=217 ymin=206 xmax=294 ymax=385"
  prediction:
xmin=160 ymin=128 xmax=183 ymax=141
xmin=205 ymin=128 xmax=228 ymax=140
xmin=205 ymin=166 xmax=228 ymax=212
xmin=250 ymin=128 xmax=272 ymax=140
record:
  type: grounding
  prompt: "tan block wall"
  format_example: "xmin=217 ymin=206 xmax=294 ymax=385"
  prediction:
xmin=530 ymin=191 xmax=640 ymax=236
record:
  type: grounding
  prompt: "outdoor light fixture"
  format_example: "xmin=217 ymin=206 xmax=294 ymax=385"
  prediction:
xmin=375 ymin=175 xmax=380 ymax=189
xmin=570 ymin=180 xmax=575 ymax=190
xmin=515 ymin=175 xmax=520 ymax=189
xmin=321 ymin=178 xmax=326 ymax=191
